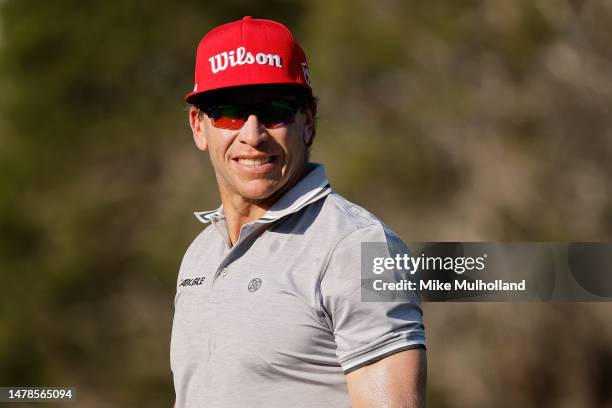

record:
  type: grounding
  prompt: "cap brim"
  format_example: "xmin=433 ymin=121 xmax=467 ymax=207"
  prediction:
xmin=184 ymin=81 xmax=312 ymax=104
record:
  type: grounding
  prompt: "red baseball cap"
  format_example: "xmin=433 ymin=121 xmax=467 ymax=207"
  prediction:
xmin=185 ymin=16 xmax=312 ymax=103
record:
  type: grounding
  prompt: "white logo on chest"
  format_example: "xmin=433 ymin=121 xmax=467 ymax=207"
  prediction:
xmin=208 ymin=47 xmax=283 ymax=74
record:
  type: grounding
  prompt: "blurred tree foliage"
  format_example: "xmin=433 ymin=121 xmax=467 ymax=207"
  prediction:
xmin=1 ymin=1 xmax=612 ymax=407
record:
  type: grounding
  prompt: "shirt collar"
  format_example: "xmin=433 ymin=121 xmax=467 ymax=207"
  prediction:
xmin=194 ymin=163 xmax=331 ymax=225
xmin=194 ymin=205 xmax=224 ymax=224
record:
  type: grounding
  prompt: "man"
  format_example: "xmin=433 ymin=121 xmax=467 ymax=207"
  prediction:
xmin=171 ymin=16 xmax=426 ymax=408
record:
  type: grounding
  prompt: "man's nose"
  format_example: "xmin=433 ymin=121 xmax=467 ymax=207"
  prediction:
xmin=238 ymin=114 xmax=268 ymax=146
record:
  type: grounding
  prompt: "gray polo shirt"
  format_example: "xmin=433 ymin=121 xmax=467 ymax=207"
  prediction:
xmin=171 ymin=164 xmax=425 ymax=408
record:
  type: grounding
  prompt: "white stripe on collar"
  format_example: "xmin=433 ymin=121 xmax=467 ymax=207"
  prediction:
xmin=194 ymin=206 xmax=224 ymax=224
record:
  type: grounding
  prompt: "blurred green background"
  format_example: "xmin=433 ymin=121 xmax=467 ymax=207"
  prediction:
xmin=1 ymin=0 xmax=612 ymax=407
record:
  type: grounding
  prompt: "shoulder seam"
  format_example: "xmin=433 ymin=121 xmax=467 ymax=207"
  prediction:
xmin=327 ymin=193 xmax=378 ymax=226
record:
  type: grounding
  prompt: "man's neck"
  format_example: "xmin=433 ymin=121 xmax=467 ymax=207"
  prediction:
xmin=219 ymin=165 xmax=309 ymax=246
xmin=221 ymin=196 xmax=268 ymax=246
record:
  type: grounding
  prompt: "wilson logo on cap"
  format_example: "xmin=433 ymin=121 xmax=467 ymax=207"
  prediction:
xmin=185 ymin=16 xmax=312 ymax=103
xmin=209 ymin=46 xmax=283 ymax=74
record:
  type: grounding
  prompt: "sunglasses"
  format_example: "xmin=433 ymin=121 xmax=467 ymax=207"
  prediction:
xmin=200 ymin=100 xmax=301 ymax=130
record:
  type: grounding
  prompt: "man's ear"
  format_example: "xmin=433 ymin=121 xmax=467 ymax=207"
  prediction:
xmin=189 ymin=106 xmax=208 ymax=151
xmin=302 ymin=109 xmax=314 ymax=145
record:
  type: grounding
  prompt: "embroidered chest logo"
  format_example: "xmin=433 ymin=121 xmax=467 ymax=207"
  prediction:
xmin=209 ymin=47 xmax=283 ymax=74
xmin=178 ymin=277 xmax=206 ymax=288
xmin=248 ymin=278 xmax=262 ymax=292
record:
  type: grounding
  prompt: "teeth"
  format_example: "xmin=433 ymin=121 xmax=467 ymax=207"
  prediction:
xmin=238 ymin=157 xmax=272 ymax=166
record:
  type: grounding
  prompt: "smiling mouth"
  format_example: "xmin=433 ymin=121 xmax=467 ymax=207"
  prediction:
xmin=235 ymin=157 xmax=276 ymax=167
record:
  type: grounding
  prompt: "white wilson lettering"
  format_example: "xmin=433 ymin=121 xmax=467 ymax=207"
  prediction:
xmin=209 ymin=47 xmax=283 ymax=73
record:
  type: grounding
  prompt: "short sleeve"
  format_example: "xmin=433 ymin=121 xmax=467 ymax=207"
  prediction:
xmin=320 ymin=223 xmax=426 ymax=374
